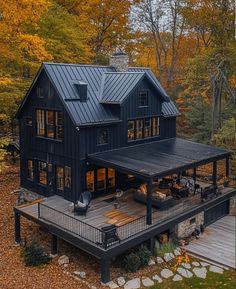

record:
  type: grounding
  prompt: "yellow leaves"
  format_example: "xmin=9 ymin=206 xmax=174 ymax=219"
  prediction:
xmin=172 ymin=252 xmax=190 ymax=272
xmin=0 ymin=77 xmax=12 ymax=86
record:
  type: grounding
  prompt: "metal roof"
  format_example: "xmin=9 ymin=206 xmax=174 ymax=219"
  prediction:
xmin=88 ymin=138 xmax=230 ymax=179
xmin=40 ymin=63 xmax=180 ymax=125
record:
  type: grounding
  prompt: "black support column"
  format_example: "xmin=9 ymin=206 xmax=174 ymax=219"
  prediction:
xmin=226 ymin=156 xmax=230 ymax=178
xmin=101 ymin=258 xmax=110 ymax=284
xmin=147 ymin=237 xmax=155 ymax=255
xmin=146 ymin=178 xmax=153 ymax=225
xmin=213 ymin=160 xmax=217 ymax=188
xmin=51 ymin=234 xmax=58 ymax=256
xmin=193 ymin=167 xmax=197 ymax=182
xmin=15 ymin=211 xmax=21 ymax=244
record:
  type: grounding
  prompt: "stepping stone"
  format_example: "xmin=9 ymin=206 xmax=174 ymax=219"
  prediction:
xmin=117 ymin=277 xmax=126 ymax=286
xmin=192 ymin=261 xmax=200 ymax=267
xmin=200 ymin=262 xmax=210 ymax=267
xmin=124 ymin=278 xmax=141 ymax=289
xmin=148 ymin=259 xmax=156 ymax=266
xmin=73 ymin=271 xmax=86 ymax=279
xmin=160 ymin=268 xmax=174 ymax=278
xmin=181 ymin=262 xmax=191 ymax=269
xmin=152 ymin=275 xmax=162 ymax=283
xmin=209 ymin=265 xmax=224 ymax=274
xmin=164 ymin=253 xmax=175 ymax=262
xmin=142 ymin=278 xmax=154 ymax=287
xmin=156 ymin=257 xmax=164 ymax=264
xmin=105 ymin=281 xmax=119 ymax=289
xmin=174 ymin=248 xmax=181 ymax=256
xmin=193 ymin=267 xmax=207 ymax=279
xmin=177 ymin=267 xmax=193 ymax=278
xmin=173 ymin=274 xmax=183 ymax=282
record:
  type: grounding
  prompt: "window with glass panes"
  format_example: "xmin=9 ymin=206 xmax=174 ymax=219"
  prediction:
xmin=108 ymin=168 xmax=115 ymax=188
xmin=56 ymin=166 xmax=64 ymax=190
xmin=135 ymin=119 xmax=143 ymax=139
xmin=98 ymin=129 xmax=108 ymax=145
xmin=46 ymin=111 xmax=55 ymax=138
xmin=97 ymin=168 xmax=106 ymax=190
xmin=65 ymin=166 xmax=71 ymax=189
xmin=86 ymin=170 xmax=94 ymax=191
xmin=152 ymin=117 xmax=160 ymax=136
xmin=36 ymin=110 xmax=45 ymax=136
xmin=144 ymin=118 xmax=152 ymax=137
xmin=138 ymin=91 xmax=148 ymax=107
xmin=127 ymin=120 xmax=135 ymax=141
xmin=27 ymin=160 xmax=34 ymax=180
xmin=38 ymin=161 xmax=47 ymax=185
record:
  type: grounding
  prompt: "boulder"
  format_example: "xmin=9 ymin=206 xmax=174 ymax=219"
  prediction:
xmin=124 ymin=278 xmax=141 ymax=289
xmin=148 ymin=259 xmax=156 ymax=266
xmin=105 ymin=281 xmax=119 ymax=289
xmin=58 ymin=255 xmax=69 ymax=265
xmin=117 ymin=277 xmax=126 ymax=286
xmin=142 ymin=278 xmax=154 ymax=287
xmin=160 ymin=269 xmax=174 ymax=279
xmin=73 ymin=271 xmax=86 ymax=279
xmin=164 ymin=253 xmax=175 ymax=262
xmin=181 ymin=262 xmax=191 ymax=269
xmin=177 ymin=267 xmax=193 ymax=278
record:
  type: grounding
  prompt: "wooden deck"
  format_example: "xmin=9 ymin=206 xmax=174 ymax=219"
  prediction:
xmin=185 ymin=216 xmax=236 ymax=268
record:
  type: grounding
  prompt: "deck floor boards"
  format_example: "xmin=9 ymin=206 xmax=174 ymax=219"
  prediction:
xmin=185 ymin=216 xmax=236 ymax=268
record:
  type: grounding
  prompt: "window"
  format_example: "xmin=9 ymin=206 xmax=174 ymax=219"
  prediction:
xmin=38 ymin=161 xmax=47 ymax=185
xmin=26 ymin=117 xmax=32 ymax=126
xmin=55 ymin=111 xmax=63 ymax=140
xmin=36 ymin=109 xmax=45 ymax=136
xmin=138 ymin=91 xmax=148 ymax=107
xmin=108 ymin=168 xmax=115 ymax=188
xmin=144 ymin=118 xmax=152 ymax=137
xmin=136 ymin=119 xmax=143 ymax=139
xmin=97 ymin=168 xmax=106 ymax=190
xmin=65 ymin=166 xmax=71 ymax=189
xmin=27 ymin=160 xmax=34 ymax=180
xmin=56 ymin=166 xmax=64 ymax=190
xmin=37 ymin=87 xmax=44 ymax=98
xmin=152 ymin=117 xmax=160 ymax=136
xmin=127 ymin=120 xmax=135 ymax=141
xmin=98 ymin=129 xmax=108 ymax=145
xmin=46 ymin=111 xmax=55 ymax=138
xmin=86 ymin=170 xmax=94 ymax=192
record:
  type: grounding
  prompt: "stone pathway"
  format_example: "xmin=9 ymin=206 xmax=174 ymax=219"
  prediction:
xmin=142 ymin=278 xmax=154 ymax=287
xmin=160 ymin=269 xmax=174 ymax=279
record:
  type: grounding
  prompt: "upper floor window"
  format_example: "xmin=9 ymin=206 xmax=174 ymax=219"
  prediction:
xmin=38 ymin=161 xmax=47 ymax=185
xmin=138 ymin=91 xmax=148 ymax=107
xmin=27 ymin=160 xmax=34 ymax=180
xmin=98 ymin=129 xmax=108 ymax=145
xmin=37 ymin=87 xmax=44 ymax=98
xmin=127 ymin=120 xmax=135 ymax=141
xmin=36 ymin=109 xmax=62 ymax=140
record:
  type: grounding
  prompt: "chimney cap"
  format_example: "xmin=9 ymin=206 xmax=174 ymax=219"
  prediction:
xmin=112 ymin=50 xmax=127 ymax=56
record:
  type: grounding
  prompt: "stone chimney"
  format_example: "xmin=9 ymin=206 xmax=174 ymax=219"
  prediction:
xmin=109 ymin=51 xmax=129 ymax=72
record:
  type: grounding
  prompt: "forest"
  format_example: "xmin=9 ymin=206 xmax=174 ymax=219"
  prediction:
xmin=0 ymin=0 xmax=235 ymax=170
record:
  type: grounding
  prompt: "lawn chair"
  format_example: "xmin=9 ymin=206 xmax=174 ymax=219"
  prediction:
xmin=74 ymin=191 xmax=92 ymax=215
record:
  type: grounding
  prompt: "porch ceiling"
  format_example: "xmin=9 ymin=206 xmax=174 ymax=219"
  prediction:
xmin=88 ymin=138 xmax=230 ymax=180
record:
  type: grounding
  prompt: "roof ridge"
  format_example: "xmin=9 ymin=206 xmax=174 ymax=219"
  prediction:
xmin=104 ymin=71 xmax=145 ymax=74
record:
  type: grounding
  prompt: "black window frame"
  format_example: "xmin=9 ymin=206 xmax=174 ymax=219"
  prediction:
xmin=97 ymin=128 xmax=109 ymax=145
xmin=138 ymin=90 xmax=149 ymax=107
xmin=27 ymin=159 xmax=34 ymax=181
xmin=127 ymin=120 xmax=135 ymax=142
xmin=38 ymin=161 xmax=48 ymax=186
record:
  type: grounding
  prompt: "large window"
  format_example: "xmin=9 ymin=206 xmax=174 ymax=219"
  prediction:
xmin=86 ymin=170 xmax=94 ymax=192
xmin=98 ymin=129 xmax=108 ymax=145
xmin=127 ymin=117 xmax=160 ymax=141
xmin=108 ymin=168 xmax=115 ymax=188
xmin=138 ymin=91 xmax=148 ymax=107
xmin=127 ymin=120 xmax=135 ymax=141
xmin=27 ymin=160 xmax=34 ymax=180
xmin=56 ymin=166 xmax=64 ymax=190
xmin=36 ymin=110 xmax=45 ymax=136
xmin=38 ymin=161 xmax=47 ymax=185
xmin=97 ymin=168 xmax=106 ymax=190
xmin=65 ymin=166 xmax=71 ymax=189
xmin=36 ymin=109 xmax=62 ymax=140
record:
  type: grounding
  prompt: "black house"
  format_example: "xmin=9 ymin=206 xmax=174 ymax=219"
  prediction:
xmin=15 ymin=52 xmax=235 ymax=282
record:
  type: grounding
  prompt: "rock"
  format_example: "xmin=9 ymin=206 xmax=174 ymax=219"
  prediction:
xmin=181 ymin=262 xmax=191 ymax=269
xmin=200 ymin=262 xmax=210 ymax=267
xmin=58 ymin=255 xmax=69 ymax=265
xmin=179 ymin=239 xmax=185 ymax=246
xmin=142 ymin=278 xmax=154 ymax=287
xmin=148 ymin=259 xmax=156 ymax=266
xmin=156 ymin=257 xmax=164 ymax=264
xmin=73 ymin=271 xmax=86 ymax=279
xmin=105 ymin=281 xmax=119 ymax=289
xmin=160 ymin=268 xmax=174 ymax=279
xmin=124 ymin=278 xmax=141 ymax=289
xmin=209 ymin=265 xmax=224 ymax=274
xmin=174 ymin=248 xmax=181 ymax=256
xmin=164 ymin=253 xmax=175 ymax=262
xmin=173 ymin=274 xmax=183 ymax=282
xmin=152 ymin=275 xmax=162 ymax=283
xmin=193 ymin=267 xmax=207 ymax=279
xmin=177 ymin=267 xmax=193 ymax=278
xmin=192 ymin=261 xmax=200 ymax=267
xmin=117 ymin=277 xmax=126 ymax=286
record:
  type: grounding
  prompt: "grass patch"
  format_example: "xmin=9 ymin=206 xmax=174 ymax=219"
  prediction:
xmin=150 ymin=269 xmax=236 ymax=289
xmin=155 ymin=240 xmax=177 ymax=257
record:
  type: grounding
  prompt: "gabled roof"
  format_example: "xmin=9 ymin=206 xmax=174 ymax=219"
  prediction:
xmin=17 ymin=62 xmax=180 ymax=125
xmin=99 ymin=71 xmax=169 ymax=104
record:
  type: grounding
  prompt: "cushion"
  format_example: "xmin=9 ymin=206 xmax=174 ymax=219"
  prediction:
xmin=75 ymin=200 xmax=86 ymax=208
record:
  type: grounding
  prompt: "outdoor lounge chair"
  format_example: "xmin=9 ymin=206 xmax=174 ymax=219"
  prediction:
xmin=74 ymin=191 xmax=92 ymax=215
xmin=201 ymin=185 xmax=216 ymax=202
xmin=100 ymin=225 xmax=120 ymax=248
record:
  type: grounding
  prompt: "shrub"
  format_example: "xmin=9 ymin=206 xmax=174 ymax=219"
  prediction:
xmin=156 ymin=240 xmax=177 ymax=257
xmin=124 ymin=252 xmax=141 ymax=273
xmin=23 ymin=240 xmax=51 ymax=266
xmin=137 ymin=245 xmax=151 ymax=267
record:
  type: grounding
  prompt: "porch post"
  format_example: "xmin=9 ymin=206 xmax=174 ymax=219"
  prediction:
xmin=193 ymin=167 xmax=197 ymax=182
xmin=213 ymin=160 xmax=217 ymax=188
xmin=15 ymin=211 xmax=21 ymax=244
xmin=146 ymin=178 xmax=153 ymax=225
xmin=51 ymin=234 xmax=58 ymax=256
xmin=226 ymin=156 xmax=230 ymax=178
xmin=101 ymin=258 xmax=110 ymax=284
xmin=148 ymin=237 xmax=155 ymax=255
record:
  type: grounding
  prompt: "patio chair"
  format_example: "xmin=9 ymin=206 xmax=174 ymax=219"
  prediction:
xmin=201 ymin=185 xmax=216 ymax=202
xmin=100 ymin=225 xmax=120 ymax=248
xmin=74 ymin=191 xmax=92 ymax=216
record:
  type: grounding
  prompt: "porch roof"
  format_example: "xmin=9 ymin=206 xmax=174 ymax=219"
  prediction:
xmin=88 ymin=138 xmax=230 ymax=180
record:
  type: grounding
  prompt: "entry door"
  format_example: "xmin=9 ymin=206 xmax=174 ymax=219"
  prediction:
xmin=204 ymin=200 xmax=229 ymax=226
